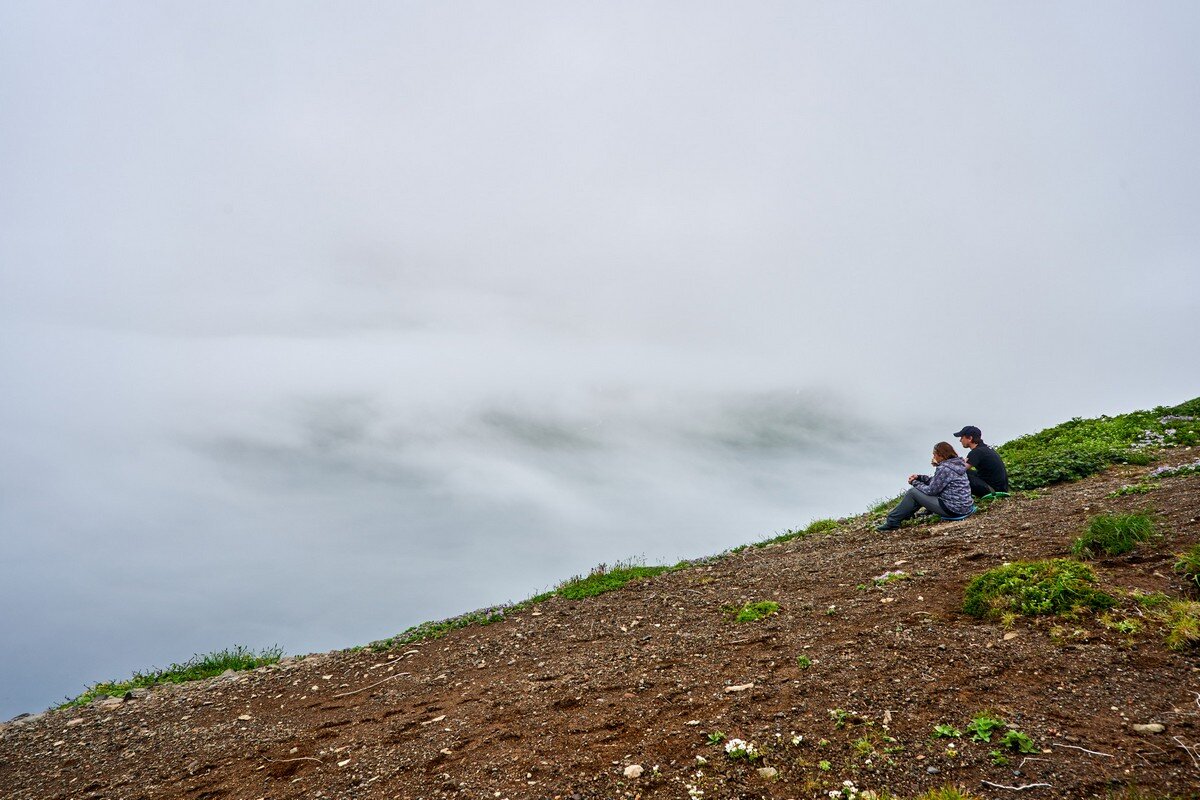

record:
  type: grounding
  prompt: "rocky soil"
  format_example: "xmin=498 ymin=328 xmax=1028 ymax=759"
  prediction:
xmin=3 ymin=452 xmax=1199 ymax=800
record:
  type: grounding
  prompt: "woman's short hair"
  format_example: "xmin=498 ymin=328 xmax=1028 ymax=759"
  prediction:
xmin=933 ymin=442 xmax=959 ymax=462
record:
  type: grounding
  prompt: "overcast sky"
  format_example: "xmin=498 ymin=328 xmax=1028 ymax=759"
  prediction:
xmin=2 ymin=2 xmax=1198 ymax=718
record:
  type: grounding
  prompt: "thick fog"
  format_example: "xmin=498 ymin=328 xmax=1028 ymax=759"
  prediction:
xmin=2 ymin=2 xmax=1198 ymax=719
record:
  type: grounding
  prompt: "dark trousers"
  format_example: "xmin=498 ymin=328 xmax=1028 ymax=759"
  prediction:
xmin=968 ymin=471 xmax=994 ymax=498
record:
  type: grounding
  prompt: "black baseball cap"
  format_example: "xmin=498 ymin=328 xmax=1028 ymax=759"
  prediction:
xmin=953 ymin=425 xmax=982 ymax=439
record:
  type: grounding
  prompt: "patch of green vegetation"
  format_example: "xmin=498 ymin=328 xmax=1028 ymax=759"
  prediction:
xmin=63 ymin=645 xmax=283 ymax=707
xmin=818 ymin=759 xmax=832 ymax=771
xmin=726 ymin=600 xmax=780 ymax=622
xmin=963 ymin=559 xmax=1116 ymax=619
xmin=706 ymin=730 xmax=726 ymax=744
xmin=1156 ymin=600 xmax=1200 ymax=651
xmin=1108 ymin=483 xmax=1156 ymax=497
xmin=999 ymin=729 xmax=1037 ymax=753
xmin=988 ymin=749 xmax=1009 ymax=766
xmin=870 ymin=493 xmax=906 ymax=515
xmin=1071 ymin=512 xmax=1156 ymax=559
xmin=753 ymin=516 xmax=841 ymax=548
xmin=829 ymin=708 xmax=861 ymax=729
xmin=1099 ymin=613 xmax=1142 ymax=636
xmin=997 ymin=397 xmax=1200 ymax=491
xmin=1131 ymin=590 xmax=1172 ymax=609
xmin=557 ymin=564 xmax=673 ymax=599
xmin=1175 ymin=544 xmax=1200 ymax=592
xmin=874 ymin=570 xmax=910 ymax=586
xmin=965 ymin=713 xmax=1006 ymax=743
xmin=797 ymin=654 xmax=813 ymax=669
xmin=931 ymin=723 xmax=962 ymax=739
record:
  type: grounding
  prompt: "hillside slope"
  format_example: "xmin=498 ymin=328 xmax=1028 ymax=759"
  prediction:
xmin=3 ymin=450 xmax=1199 ymax=798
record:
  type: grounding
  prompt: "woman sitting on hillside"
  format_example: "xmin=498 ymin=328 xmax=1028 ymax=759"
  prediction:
xmin=876 ymin=441 xmax=974 ymax=531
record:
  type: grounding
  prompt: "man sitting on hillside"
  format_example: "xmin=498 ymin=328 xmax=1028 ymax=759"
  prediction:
xmin=954 ymin=425 xmax=1009 ymax=497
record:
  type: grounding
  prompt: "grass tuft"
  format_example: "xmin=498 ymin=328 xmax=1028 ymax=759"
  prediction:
xmin=1071 ymin=512 xmax=1156 ymax=559
xmin=963 ymin=559 xmax=1116 ymax=619
xmin=556 ymin=564 xmax=672 ymax=599
xmin=1174 ymin=544 xmax=1200 ymax=592
xmin=63 ymin=645 xmax=283 ymax=707
xmin=726 ymin=600 xmax=780 ymax=622
xmin=1157 ymin=600 xmax=1200 ymax=651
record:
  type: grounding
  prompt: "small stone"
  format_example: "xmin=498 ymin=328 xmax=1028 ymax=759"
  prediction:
xmin=237 ymin=714 xmax=252 ymax=721
xmin=724 ymin=683 xmax=755 ymax=693
xmin=756 ymin=767 xmax=778 ymax=779
xmin=695 ymin=755 xmax=708 ymax=765
xmin=624 ymin=764 xmax=644 ymax=778
xmin=337 ymin=758 xmax=351 ymax=767
xmin=685 ymin=720 xmax=701 ymax=726
xmin=125 ymin=688 xmax=150 ymax=700
xmin=1003 ymin=632 xmax=1019 ymax=641
xmin=65 ymin=718 xmax=85 ymax=727
xmin=1133 ymin=723 xmax=1165 ymax=734
xmin=926 ymin=766 xmax=941 ymax=775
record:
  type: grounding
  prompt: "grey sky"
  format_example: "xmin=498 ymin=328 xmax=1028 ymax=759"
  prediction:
xmin=2 ymin=2 xmax=1198 ymax=718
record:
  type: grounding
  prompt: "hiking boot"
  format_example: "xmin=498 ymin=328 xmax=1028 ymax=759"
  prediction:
xmin=875 ymin=522 xmax=899 ymax=532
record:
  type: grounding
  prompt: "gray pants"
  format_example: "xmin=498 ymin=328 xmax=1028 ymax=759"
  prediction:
xmin=886 ymin=487 xmax=947 ymax=527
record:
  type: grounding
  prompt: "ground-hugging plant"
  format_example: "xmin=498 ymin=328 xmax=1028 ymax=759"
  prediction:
xmin=1071 ymin=512 xmax=1156 ymax=559
xmin=962 ymin=559 xmax=1116 ymax=619
xmin=726 ymin=600 xmax=780 ymax=622
xmin=1175 ymin=544 xmax=1200 ymax=592
xmin=964 ymin=713 xmax=1005 ymax=743
xmin=64 ymin=645 xmax=284 ymax=707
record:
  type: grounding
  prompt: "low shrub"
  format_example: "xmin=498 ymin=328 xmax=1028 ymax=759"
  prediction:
xmin=963 ymin=559 xmax=1116 ymax=619
xmin=1071 ymin=512 xmax=1156 ymax=559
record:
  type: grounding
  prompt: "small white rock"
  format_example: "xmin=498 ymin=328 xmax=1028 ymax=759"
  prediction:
xmin=1133 ymin=723 xmax=1165 ymax=734
xmin=756 ymin=766 xmax=778 ymax=779
xmin=624 ymin=764 xmax=644 ymax=778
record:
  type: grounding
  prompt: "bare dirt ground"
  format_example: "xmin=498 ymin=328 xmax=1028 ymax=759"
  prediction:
xmin=3 ymin=451 xmax=1199 ymax=800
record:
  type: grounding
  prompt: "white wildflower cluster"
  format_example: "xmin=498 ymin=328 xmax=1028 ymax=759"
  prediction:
xmin=686 ymin=781 xmax=705 ymax=799
xmin=723 ymin=738 xmax=759 ymax=760
xmin=829 ymin=779 xmax=859 ymax=799
xmin=791 ymin=731 xmax=803 ymax=746
xmin=1148 ymin=459 xmax=1200 ymax=479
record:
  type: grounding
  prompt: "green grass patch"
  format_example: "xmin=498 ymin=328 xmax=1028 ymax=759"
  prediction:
xmin=725 ymin=600 xmax=780 ymax=622
xmin=63 ymin=645 xmax=283 ymax=707
xmin=1155 ymin=600 xmax=1200 ymax=651
xmin=1071 ymin=512 xmax=1156 ymax=559
xmin=963 ymin=559 xmax=1116 ymax=619
xmin=870 ymin=493 xmax=905 ymax=515
xmin=753 ymin=517 xmax=843 ymax=548
xmin=1174 ymin=544 xmax=1200 ymax=592
xmin=556 ymin=564 xmax=672 ymax=599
